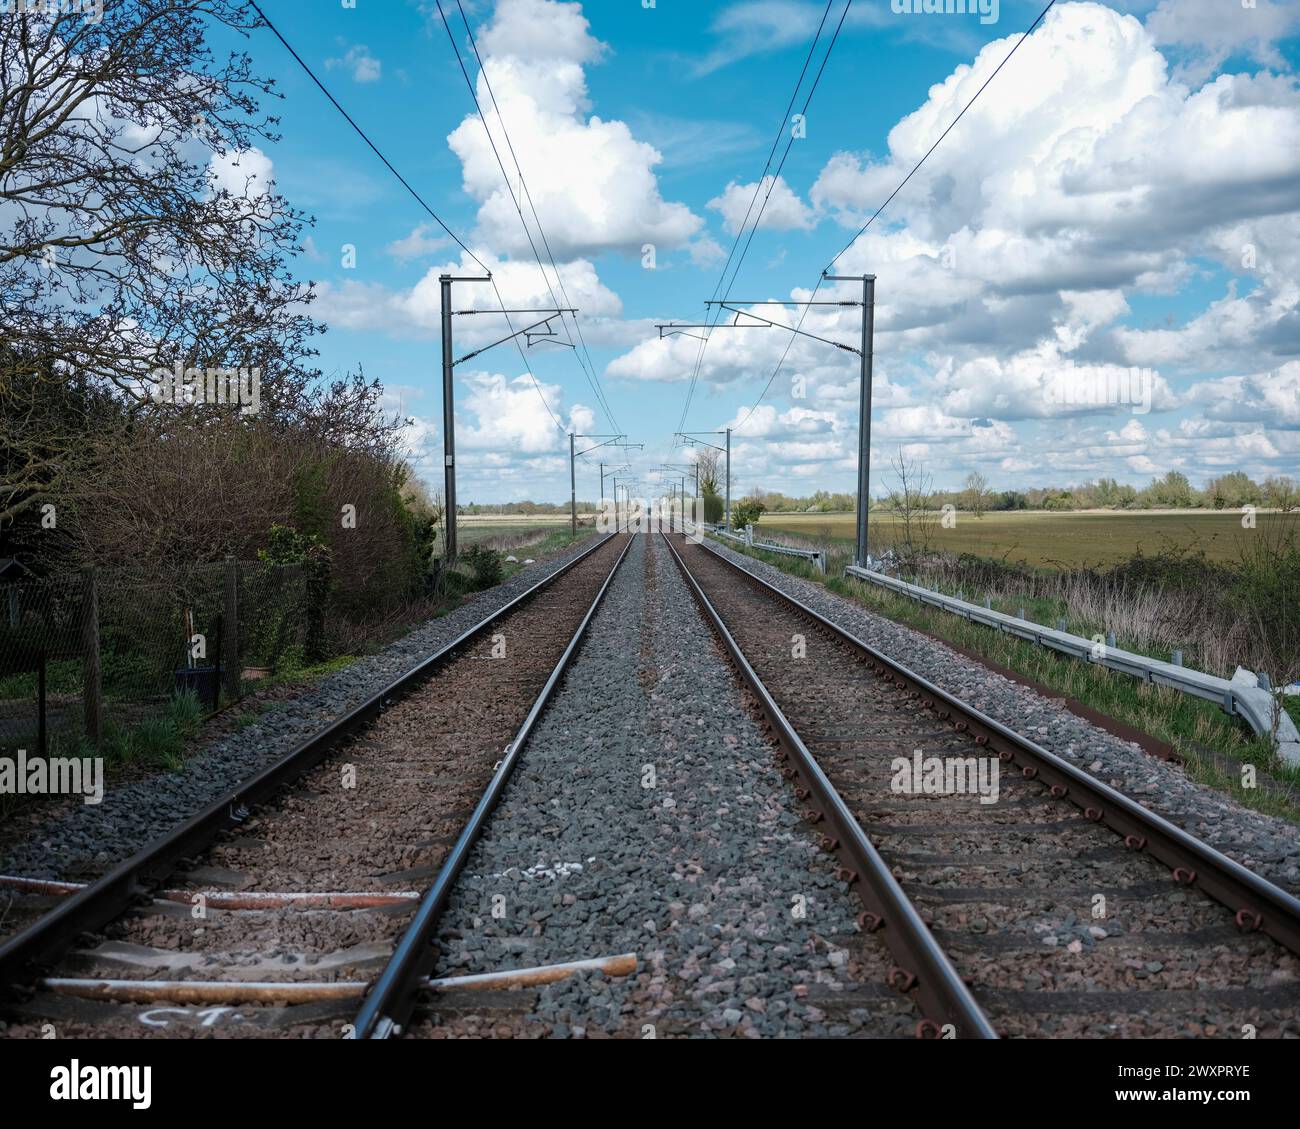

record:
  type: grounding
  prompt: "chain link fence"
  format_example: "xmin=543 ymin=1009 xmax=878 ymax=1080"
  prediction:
xmin=0 ymin=560 xmax=308 ymax=757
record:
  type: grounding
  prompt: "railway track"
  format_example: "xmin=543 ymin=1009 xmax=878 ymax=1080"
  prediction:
xmin=662 ymin=531 xmax=1300 ymax=1038
xmin=2 ymin=526 xmax=1295 ymax=1041
xmin=0 ymin=533 xmax=634 ymax=1039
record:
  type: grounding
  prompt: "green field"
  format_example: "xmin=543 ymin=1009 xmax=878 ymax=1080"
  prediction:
xmin=760 ymin=510 xmax=1299 ymax=568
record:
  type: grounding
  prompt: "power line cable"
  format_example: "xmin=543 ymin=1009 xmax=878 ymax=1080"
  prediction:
xmin=673 ymin=0 xmax=836 ymax=440
xmin=731 ymin=0 xmax=1060 ymax=434
xmin=249 ymin=1 xmax=570 ymax=440
xmin=674 ymin=0 xmax=849 ymax=438
xmin=248 ymin=0 xmax=488 ymax=273
xmin=454 ymin=0 xmax=621 ymax=435
xmin=438 ymin=0 xmax=622 ymax=433
xmin=826 ymin=0 xmax=1058 ymax=268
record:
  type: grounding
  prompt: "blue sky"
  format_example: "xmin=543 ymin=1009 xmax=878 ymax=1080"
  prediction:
xmin=216 ymin=0 xmax=1300 ymax=504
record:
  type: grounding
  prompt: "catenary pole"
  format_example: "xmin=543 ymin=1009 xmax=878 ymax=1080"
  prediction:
xmin=824 ymin=273 xmax=876 ymax=566
xmin=440 ymin=275 xmax=458 ymax=563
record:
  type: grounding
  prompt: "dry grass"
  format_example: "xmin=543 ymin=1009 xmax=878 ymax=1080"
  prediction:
xmin=746 ymin=524 xmax=1259 ymax=678
xmin=912 ymin=555 xmax=1247 ymax=677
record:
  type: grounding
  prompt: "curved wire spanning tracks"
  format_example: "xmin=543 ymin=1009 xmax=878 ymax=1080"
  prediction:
xmin=662 ymin=532 xmax=1300 ymax=1038
xmin=0 ymin=533 xmax=634 ymax=1038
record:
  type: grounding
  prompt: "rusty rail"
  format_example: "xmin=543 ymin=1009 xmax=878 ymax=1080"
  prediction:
xmin=351 ymin=534 xmax=637 ymax=1039
xmin=660 ymin=531 xmax=997 ymax=1039
xmin=0 ymin=534 xmax=620 ymax=998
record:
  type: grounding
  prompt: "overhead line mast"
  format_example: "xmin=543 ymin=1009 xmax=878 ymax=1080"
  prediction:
xmin=441 ymin=276 xmax=577 ymax=562
xmin=246 ymin=1 xmax=586 ymax=556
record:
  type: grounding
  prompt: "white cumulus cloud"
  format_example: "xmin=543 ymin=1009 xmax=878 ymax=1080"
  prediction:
xmin=326 ymin=44 xmax=382 ymax=84
xmin=707 ymin=175 xmax=816 ymax=235
xmin=448 ymin=0 xmax=704 ymax=259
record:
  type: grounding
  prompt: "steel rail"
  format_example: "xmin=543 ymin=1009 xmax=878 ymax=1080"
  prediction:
xmin=0 ymin=533 xmax=621 ymax=997
xmin=685 ymin=534 xmax=1300 ymax=960
xmin=352 ymin=533 xmax=636 ymax=1039
xmin=659 ymin=531 xmax=997 ymax=1040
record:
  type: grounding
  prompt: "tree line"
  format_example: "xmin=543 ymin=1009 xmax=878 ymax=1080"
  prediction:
xmin=734 ymin=471 xmax=1298 ymax=515
xmin=459 ymin=501 xmax=602 ymax=516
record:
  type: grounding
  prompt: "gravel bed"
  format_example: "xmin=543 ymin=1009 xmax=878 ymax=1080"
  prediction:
xmin=415 ymin=533 xmax=914 ymax=1039
xmin=0 ymin=536 xmax=603 ymax=883
xmin=701 ymin=537 xmax=1300 ymax=894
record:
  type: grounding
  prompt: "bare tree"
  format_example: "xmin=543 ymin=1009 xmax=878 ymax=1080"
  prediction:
xmin=63 ymin=372 xmax=407 ymax=568
xmin=964 ymin=471 xmax=989 ymax=518
xmin=1264 ymin=476 xmax=1298 ymax=514
xmin=692 ymin=448 xmax=720 ymax=495
xmin=887 ymin=449 xmax=937 ymax=561
xmin=1 ymin=0 xmax=318 ymax=525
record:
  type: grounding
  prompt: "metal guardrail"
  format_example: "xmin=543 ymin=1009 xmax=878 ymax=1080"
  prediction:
xmin=843 ymin=563 xmax=1300 ymax=767
xmin=699 ymin=523 xmax=827 ymax=575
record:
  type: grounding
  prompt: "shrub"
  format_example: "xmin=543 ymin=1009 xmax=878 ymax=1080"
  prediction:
xmin=1105 ymin=543 xmax=1230 ymax=593
xmin=1231 ymin=527 xmax=1300 ymax=688
xmin=259 ymin=524 xmax=333 ymax=662
xmin=461 ymin=544 xmax=503 ymax=591
xmin=732 ymin=499 xmax=766 ymax=530
xmin=702 ymin=490 xmax=724 ymax=525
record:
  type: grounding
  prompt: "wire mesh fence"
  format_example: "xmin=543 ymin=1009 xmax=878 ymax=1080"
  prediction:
xmin=0 ymin=560 xmax=308 ymax=757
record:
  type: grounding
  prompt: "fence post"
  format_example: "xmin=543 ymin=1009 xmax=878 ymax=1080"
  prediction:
xmin=223 ymin=557 xmax=240 ymax=703
xmin=81 ymin=567 xmax=102 ymax=750
xmin=38 ymin=652 xmax=47 ymax=758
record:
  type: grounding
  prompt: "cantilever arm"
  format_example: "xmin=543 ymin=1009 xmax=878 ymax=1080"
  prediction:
xmin=710 ymin=303 xmax=861 ymax=356
xmin=454 ymin=311 xmax=575 ymax=366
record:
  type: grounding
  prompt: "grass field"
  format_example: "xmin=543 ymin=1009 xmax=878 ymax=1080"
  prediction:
xmin=458 ymin=514 xmax=574 ymax=526
xmin=455 ymin=515 xmax=593 ymax=550
xmin=760 ymin=510 xmax=1300 ymax=568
